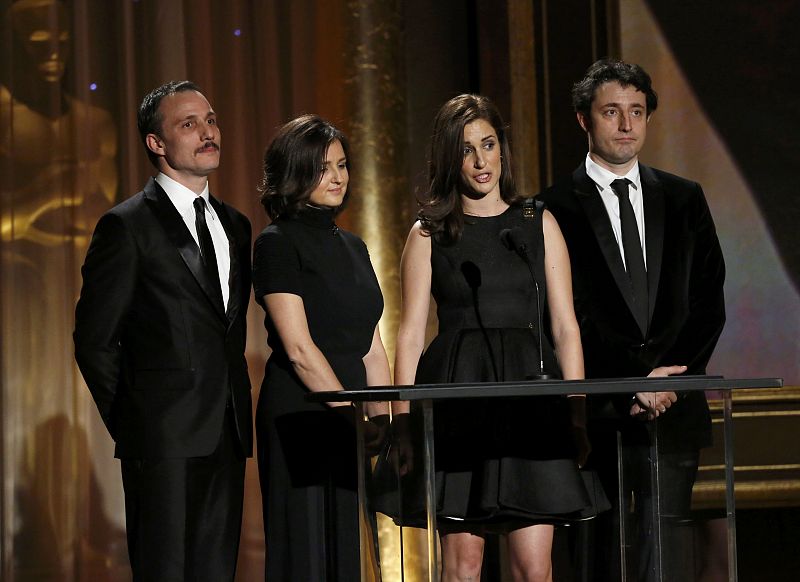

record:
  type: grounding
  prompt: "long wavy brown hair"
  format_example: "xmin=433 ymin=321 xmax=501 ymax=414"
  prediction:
xmin=419 ymin=94 xmax=520 ymax=244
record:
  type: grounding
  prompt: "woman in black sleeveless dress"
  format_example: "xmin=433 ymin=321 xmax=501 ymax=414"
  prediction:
xmin=253 ymin=115 xmax=390 ymax=581
xmin=394 ymin=95 xmax=599 ymax=581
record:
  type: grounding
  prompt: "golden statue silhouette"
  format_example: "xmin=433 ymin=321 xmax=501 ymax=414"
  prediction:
xmin=1 ymin=0 xmax=117 ymax=246
xmin=1 ymin=1 xmax=122 ymax=578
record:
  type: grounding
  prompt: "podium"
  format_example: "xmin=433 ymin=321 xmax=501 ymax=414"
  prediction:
xmin=310 ymin=376 xmax=782 ymax=581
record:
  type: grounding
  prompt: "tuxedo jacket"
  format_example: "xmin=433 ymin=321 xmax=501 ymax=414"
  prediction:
xmin=538 ymin=163 xmax=726 ymax=449
xmin=74 ymin=177 xmax=253 ymax=459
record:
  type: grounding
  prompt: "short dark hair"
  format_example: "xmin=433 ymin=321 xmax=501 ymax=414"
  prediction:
xmin=258 ymin=114 xmax=350 ymax=220
xmin=419 ymin=94 xmax=519 ymax=243
xmin=572 ymin=59 xmax=658 ymax=118
xmin=137 ymin=80 xmax=202 ymax=167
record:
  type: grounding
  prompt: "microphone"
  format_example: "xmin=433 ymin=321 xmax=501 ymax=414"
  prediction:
xmin=460 ymin=260 xmax=482 ymax=290
xmin=461 ymin=261 xmax=499 ymax=382
xmin=500 ymin=227 xmax=527 ymax=257
xmin=498 ymin=228 xmax=552 ymax=380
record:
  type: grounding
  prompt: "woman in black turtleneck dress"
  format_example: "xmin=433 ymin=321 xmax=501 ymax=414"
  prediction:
xmin=252 ymin=115 xmax=390 ymax=581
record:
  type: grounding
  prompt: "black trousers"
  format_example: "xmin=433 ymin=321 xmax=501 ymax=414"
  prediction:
xmin=575 ymin=424 xmax=700 ymax=582
xmin=624 ymin=443 xmax=700 ymax=582
xmin=121 ymin=409 xmax=246 ymax=582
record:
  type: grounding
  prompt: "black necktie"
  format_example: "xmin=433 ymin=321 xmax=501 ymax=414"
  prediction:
xmin=610 ymin=178 xmax=648 ymax=335
xmin=193 ymin=197 xmax=224 ymax=309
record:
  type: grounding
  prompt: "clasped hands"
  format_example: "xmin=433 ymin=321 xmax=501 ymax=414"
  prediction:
xmin=332 ymin=406 xmax=414 ymax=473
xmin=362 ymin=413 xmax=416 ymax=477
xmin=629 ymin=365 xmax=687 ymax=420
xmin=365 ymin=412 xmax=415 ymax=477
xmin=332 ymin=405 xmax=389 ymax=456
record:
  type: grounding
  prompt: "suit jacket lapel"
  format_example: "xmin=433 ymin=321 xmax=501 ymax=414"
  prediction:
xmin=640 ymin=165 xmax=664 ymax=324
xmin=143 ymin=178 xmax=227 ymax=322
xmin=573 ymin=165 xmax=641 ymax=322
xmin=209 ymin=194 xmax=241 ymax=326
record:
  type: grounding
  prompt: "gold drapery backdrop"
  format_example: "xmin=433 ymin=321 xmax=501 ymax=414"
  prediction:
xmin=0 ymin=0 xmax=427 ymax=579
xmin=6 ymin=0 xmax=796 ymax=580
xmin=0 ymin=0 xmax=542 ymax=578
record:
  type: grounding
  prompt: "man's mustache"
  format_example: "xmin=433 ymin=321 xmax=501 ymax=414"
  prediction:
xmin=196 ymin=141 xmax=220 ymax=154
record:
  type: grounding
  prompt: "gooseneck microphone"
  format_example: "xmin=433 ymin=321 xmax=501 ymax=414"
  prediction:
xmin=461 ymin=261 xmax=500 ymax=382
xmin=499 ymin=227 xmax=552 ymax=380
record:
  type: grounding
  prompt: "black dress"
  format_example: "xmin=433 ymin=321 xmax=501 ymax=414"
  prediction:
xmin=252 ymin=206 xmax=383 ymax=581
xmin=417 ymin=203 xmax=601 ymax=527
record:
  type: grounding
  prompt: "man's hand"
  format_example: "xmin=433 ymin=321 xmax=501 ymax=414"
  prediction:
xmin=630 ymin=365 xmax=686 ymax=419
xmin=647 ymin=365 xmax=688 ymax=379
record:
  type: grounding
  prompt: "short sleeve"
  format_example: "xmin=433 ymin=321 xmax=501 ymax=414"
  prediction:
xmin=252 ymin=227 xmax=302 ymax=306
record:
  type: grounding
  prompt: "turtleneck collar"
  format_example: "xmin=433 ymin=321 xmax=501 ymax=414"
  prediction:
xmin=294 ymin=203 xmax=338 ymax=231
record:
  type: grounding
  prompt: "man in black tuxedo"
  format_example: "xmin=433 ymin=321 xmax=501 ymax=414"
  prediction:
xmin=538 ymin=60 xmax=725 ymax=580
xmin=74 ymin=81 xmax=252 ymax=581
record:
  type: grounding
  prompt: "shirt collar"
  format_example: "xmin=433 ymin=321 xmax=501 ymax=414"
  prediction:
xmin=584 ymin=153 xmax=641 ymax=194
xmin=155 ymin=172 xmax=210 ymax=217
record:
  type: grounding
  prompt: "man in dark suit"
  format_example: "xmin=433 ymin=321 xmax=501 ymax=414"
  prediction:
xmin=538 ymin=59 xmax=725 ymax=581
xmin=74 ymin=80 xmax=252 ymax=581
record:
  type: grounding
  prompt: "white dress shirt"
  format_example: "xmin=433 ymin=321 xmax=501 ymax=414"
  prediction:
xmin=584 ymin=154 xmax=647 ymax=270
xmin=156 ymin=172 xmax=231 ymax=309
